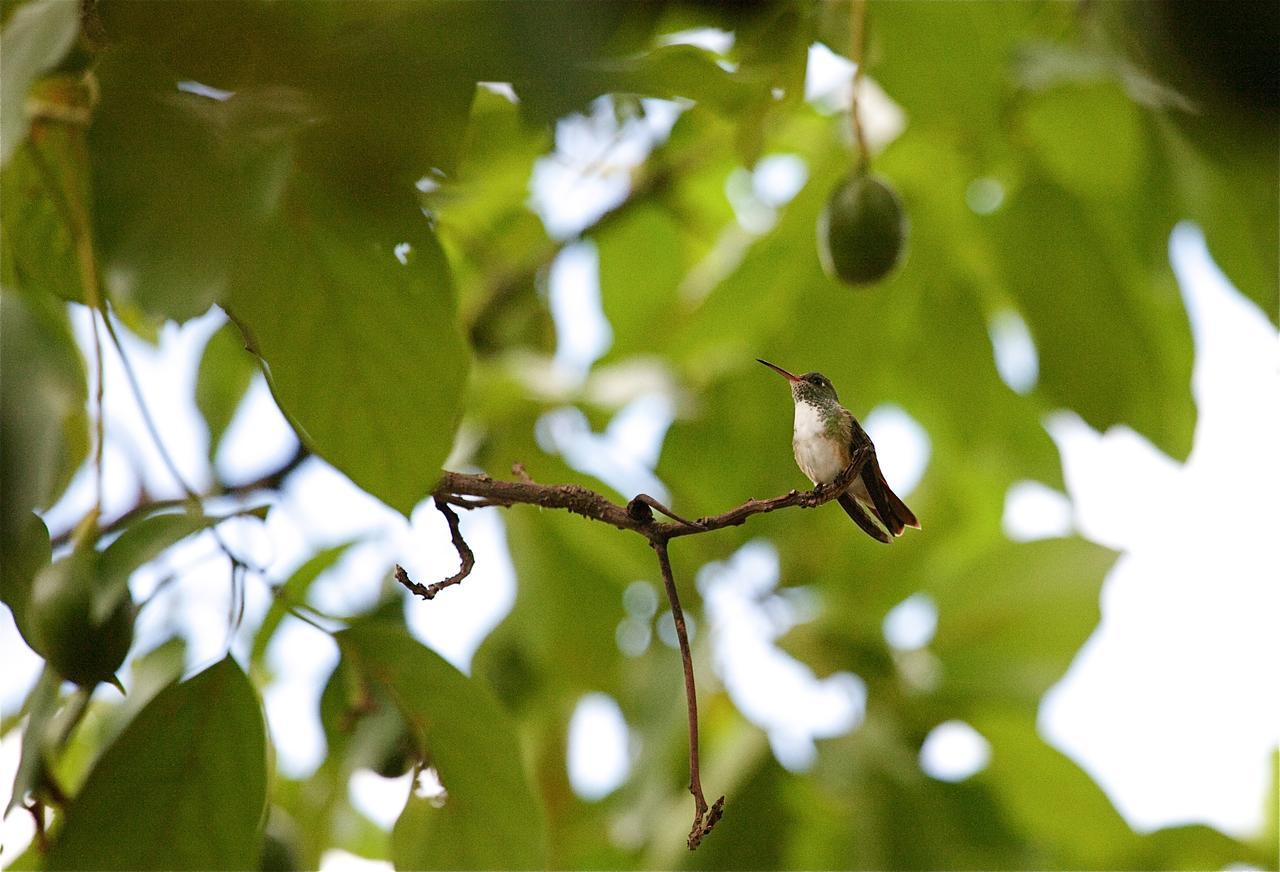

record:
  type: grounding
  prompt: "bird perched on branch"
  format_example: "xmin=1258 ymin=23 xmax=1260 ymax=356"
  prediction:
xmin=758 ymin=359 xmax=919 ymax=543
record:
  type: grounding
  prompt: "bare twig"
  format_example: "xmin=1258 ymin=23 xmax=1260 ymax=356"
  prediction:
xmin=49 ymin=443 xmax=310 ymax=549
xmin=410 ymin=446 xmax=872 ymax=849
xmin=626 ymin=493 xmax=705 ymax=529
xmin=394 ymin=500 xmax=476 ymax=600
xmin=653 ymin=539 xmax=724 ymax=848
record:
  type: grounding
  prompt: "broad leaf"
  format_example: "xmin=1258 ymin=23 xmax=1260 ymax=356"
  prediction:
xmin=337 ymin=623 xmax=546 ymax=870
xmin=0 ymin=289 xmax=87 ymax=550
xmin=594 ymin=202 xmax=686 ymax=363
xmin=929 ymin=537 xmax=1118 ymax=711
xmin=94 ymin=505 xmax=268 ymax=621
xmin=46 ymin=656 xmax=268 ymax=870
xmin=994 ymin=180 xmax=1195 ymax=459
xmin=0 ymin=511 xmax=51 ymax=648
xmin=196 ymin=320 xmax=259 ymax=462
xmin=226 ymin=182 xmax=469 ymax=517
xmin=89 ymin=53 xmax=315 ymax=320
xmin=0 ymin=0 xmax=80 ymax=165
xmin=0 ymin=116 xmax=89 ymax=304
xmin=6 ymin=667 xmax=61 ymax=815
xmin=251 ymin=540 xmax=356 ymax=667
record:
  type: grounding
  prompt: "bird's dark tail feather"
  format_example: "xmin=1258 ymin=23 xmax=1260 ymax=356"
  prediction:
xmin=838 ymin=493 xmax=893 ymax=544
xmin=866 ymin=454 xmax=920 ymax=534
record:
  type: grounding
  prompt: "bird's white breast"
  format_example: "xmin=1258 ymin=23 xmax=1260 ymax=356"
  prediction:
xmin=793 ymin=402 xmax=845 ymax=485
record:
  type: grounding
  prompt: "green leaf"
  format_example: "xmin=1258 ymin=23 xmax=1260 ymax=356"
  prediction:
xmin=46 ymin=656 xmax=268 ymax=870
xmin=499 ymin=507 xmax=651 ymax=696
xmin=1153 ymin=115 xmax=1279 ymax=323
xmin=0 ymin=115 xmax=88 ymax=304
xmin=0 ymin=511 xmax=51 ymax=647
xmin=226 ymin=182 xmax=469 ymax=516
xmin=0 ymin=0 xmax=80 ymax=165
xmin=95 ymin=505 xmax=267 ymax=621
xmin=871 ymin=2 xmax=1056 ymax=133
xmin=337 ymin=623 xmax=545 ymax=870
xmin=251 ymin=540 xmax=356 ymax=668
xmin=196 ymin=320 xmax=259 ymax=462
xmin=993 ymin=180 xmax=1195 ymax=459
xmin=1021 ymin=83 xmax=1146 ymax=202
xmin=930 ymin=537 xmax=1117 ymax=710
xmin=591 ymin=44 xmax=764 ymax=114
xmin=6 ymin=667 xmax=61 ymax=815
xmin=0 ymin=288 xmax=87 ymax=550
xmin=795 ymin=710 xmax=1031 ymax=870
xmin=594 ymin=202 xmax=686 ymax=362
xmin=973 ymin=711 xmax=1139 ymax=869
xmin=89 ymin=53 xmax=314 ymax=320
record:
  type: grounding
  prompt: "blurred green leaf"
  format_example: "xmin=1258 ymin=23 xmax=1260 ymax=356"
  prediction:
xmin=1021 ymin=83 xmax=1146 ymax=202
xmin=89 ymin=53 xmax=315 ymax=320
xmin=1132 ymin=823 xmax=1274 ymax=871
xmin=593 ymin=44 xmax=764 ymax=113
xmin=0 ymin=0 xmax=80 ymax=165
xmin=0 ymin=288 xmax=87 ymax=550
xmin=793 ymin=709 xmax=1031 ymax=869
xmin=499 ymin=506 xmax=656 ymax=697
xmin=871 ymin=2 xmax=1053 ymax=136
xmin=251 ymin=541 xmax=356 ymax=668
xmin=930 ymin=537 xmax=1117 ymax=711
xmin=337 ymin=623 xmax=546 ymax=870
xmin=0 ymin=511 xmax=51 ymax=647
xmin=47 ymin=656 xmax=268 ymax=870
xmin=5 ymin=667 xmax=61 ymax=815
xmin=994 ymin=180 xmax=1194 ymax=459
xmin=1153 ymin=116 xmax=1279 ymax=323
xmin=0 ymin=116 xmax=88 ymax=304
xmin=226 ymin=181 xmax=469 ymax=517
xmin=973 ymin=712 xmax=1139 ymax=869
xmin=594 ymin=202 xmax=685 ymax=362
xmin=196 ymin=320 xmax=259 ymax=462
xmin=93 ymin=505 xmax=267 ymax=622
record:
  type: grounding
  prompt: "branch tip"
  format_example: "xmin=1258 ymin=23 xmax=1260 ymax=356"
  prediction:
xmin=393 ymin=500 xmax=475 ymax=601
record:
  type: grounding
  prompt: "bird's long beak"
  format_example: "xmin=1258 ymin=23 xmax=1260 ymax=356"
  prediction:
xmin=756 ymin=358 xmax=801 ymax=383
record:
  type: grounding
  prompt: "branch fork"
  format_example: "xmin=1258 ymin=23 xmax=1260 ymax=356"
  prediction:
xmin=394 ymin=447 xmax=872 ymax=849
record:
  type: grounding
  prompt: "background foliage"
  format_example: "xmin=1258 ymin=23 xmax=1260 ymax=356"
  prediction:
xmin=2 ymin=0 xmax=1277 ymax=869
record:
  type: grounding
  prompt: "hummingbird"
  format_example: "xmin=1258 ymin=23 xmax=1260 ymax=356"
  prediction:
xmin=758 ymin=359 xmax=919 ymax=543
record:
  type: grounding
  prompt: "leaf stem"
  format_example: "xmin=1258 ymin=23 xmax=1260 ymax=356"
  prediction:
xmin=849 ymin=0 xmax=870 ymax=173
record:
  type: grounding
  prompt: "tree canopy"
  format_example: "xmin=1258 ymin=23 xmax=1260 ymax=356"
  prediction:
xmin=1 ymin=1 xmax=1277 ymax=869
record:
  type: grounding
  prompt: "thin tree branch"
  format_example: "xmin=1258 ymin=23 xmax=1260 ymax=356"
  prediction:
xmin=654 ymin=539 xmax=724 ymax=849
xmin=409 ymin=446 xmax=872 ymax=849
xmin=431 ymin=447 xmax=866 ymax=543
xmin=394 ymin=499 xmax=475 ymax=600
xmin=626 ymin=493 xmax=705 ymax=529
xmin=49 ymin=443 xmax=310 ymax=549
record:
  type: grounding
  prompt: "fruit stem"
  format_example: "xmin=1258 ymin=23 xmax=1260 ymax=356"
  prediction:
xmin=849 ymin=0 xmax=870 ymax=174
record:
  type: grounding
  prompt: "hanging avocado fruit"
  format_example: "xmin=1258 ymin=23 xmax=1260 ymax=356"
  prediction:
xmin=817 ymin=171 xmax=908 ymax=286
xmin=27 ymin=546 xmax=135 ymax=688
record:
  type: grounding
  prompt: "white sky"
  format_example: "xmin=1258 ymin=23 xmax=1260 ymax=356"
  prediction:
xmin=3 ymin=37 xmax=1278 ymax=868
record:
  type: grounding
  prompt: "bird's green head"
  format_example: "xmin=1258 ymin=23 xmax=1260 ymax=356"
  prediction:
xmin=757 ymin=359 xmax=840 ymax=405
